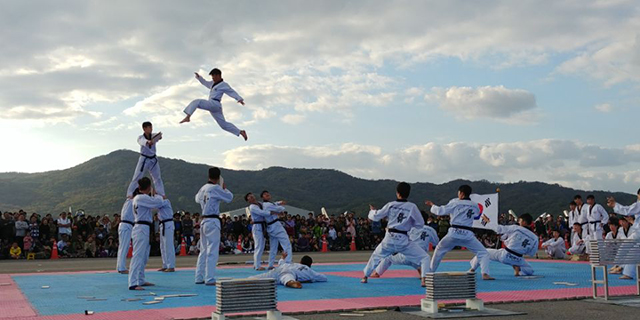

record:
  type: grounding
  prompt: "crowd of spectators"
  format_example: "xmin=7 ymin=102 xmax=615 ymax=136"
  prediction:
xmin=1 ymin=208 xmax=520 ymax=260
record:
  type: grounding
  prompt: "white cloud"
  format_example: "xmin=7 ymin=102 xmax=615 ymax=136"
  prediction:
xmin=594 ymin=103 xmax=613 ymax=113
xmin=282 ymin=114 xmax=306 ymax=125
xmin=427 ymin=86 xmax=540 ymax=124
xmin=222 ymin=139 xmax=640 ymax=193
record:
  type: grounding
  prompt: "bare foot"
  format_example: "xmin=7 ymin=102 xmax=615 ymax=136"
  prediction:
xmin=179 ymin=115 xmax=191 ymax=124
xmin=163 ymin=268 xmax=175 ymax=272
xmin=513 ymin=266 xmax=521 ymax=277
xmin=141 ymin=282 xmax=155 ymax=286
xmin=286 ymin=281 xmax=302 ymax=289
xmin=157 ymin=268 xmax=166 ymax=272
xmin=361 ymin=277 xmax=368 ymax=283
xmin=118 ymin=270 xmax=129 ymax=274
xmin=467 ymin=268 xmax=475 ymax=273
xmin=129 ymin=286 xmax=144 ymax=290
xmin=256 ymin=267 xmax=265 ymax=271
xmin=370 ymin=271 xmax=380 ymax=278
xmin=239 ymin=130 xmax=248 ymax=141
xmin=421 ymin=278 xmax=426 ymax=287
xmin=620 ymin=275 xmax=634 ymax=280
xmin=482 ymin=274 xmax=495 ymax=281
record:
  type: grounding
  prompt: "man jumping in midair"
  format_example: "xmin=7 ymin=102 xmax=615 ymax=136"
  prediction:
xmin=180 ymin=68 xmax=248 ymax=141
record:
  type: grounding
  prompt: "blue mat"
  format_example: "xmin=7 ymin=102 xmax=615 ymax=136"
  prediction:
xmin=12 ymin=261 xmax=625 ymax=316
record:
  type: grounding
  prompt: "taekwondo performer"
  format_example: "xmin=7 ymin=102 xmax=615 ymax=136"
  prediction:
xmin=116 ymin=189 xmax=139 ymax=274
xmin=607 ymin=191 xmax=640 ymax=280
xmin=370 ymin=224 xmax=439 ymax=278
xmin=568 ymin=201 xmax=582 ymax=242
xmin=541 ymin=229 xmax=566 ymax=259
xmin=246 ymin=192 xmax=279 ymax=270
xmin=260 ymin=191 xmax=293 ymax=269
xmin=180 ymin=68 xmax=248 ymax=141
xmin=574 ymin=195 xmax=589 ymax=238
xmin=126 ymin=122 xmax=165 ymax=198
xmin=361 ymin=182 xmax=430 ymax=286
xmin=251 ymin=252 xmax=327 ymax=289
xmin=427 ymin=184 xmax=494 ymax=280
xmin=584 ymin=195 xmax=609 ymax=253
xmin=128 ymin=177 xmax=173 ymax=290
xmin=605 ymin=217 xmax=624 ymax=274
xmin=157 ymin=198 xmax=176 ymax=272
xmin=472 ymin=213 xmax=538 ymax=276
xmin=567 ymin=223 xmax=586 ymax=256
xmin=195 ymin=167 xmax=234 ymax=285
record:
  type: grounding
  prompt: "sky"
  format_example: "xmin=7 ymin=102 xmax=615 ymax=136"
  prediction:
xmin=2 ymin=0 xmax=640 ymax=193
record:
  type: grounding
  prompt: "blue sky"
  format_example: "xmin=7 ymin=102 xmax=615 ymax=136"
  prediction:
xmin=2 ymin=0 xmax=640 ymax=193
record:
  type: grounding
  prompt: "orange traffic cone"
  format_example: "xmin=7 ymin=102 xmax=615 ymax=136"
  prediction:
xmin=237 ymin=238 xmax=242 ymax=252
xmin=51 ymin=241 xmax=59 ymax=259
xmin=565 ymin=238 xmax=570 ymax=250
xmin=428 ymin=243 xmax=433 ymax=251
xmin=321 ymin=235 xmax=328 ymax=253
xmin=538 ymin=236 xmax=543 ymax=249
xmin=179 ymin=237 xmax=187 ymax=256
xmin=126 ymin=241 xmax=133 ymax=258
xmin=350 ymin=235 xmax=356 ymax=251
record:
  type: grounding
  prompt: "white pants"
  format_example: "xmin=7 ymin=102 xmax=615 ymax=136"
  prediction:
xmin=128 ymin=224 xmax=151 ymax=288
xmin=375 ymin=253 xmax=424 ymax=276
xmin=471 ymin=248 xmax=534 ymax=276
xmin=431 ymin=229 xmax=490 ymax=275
xmin=126 ymin=156 xmax=165 ymax=196
xmin=545 ymin=246 xmax=566 ymax=259
xmin=195 ymin=218 xmax=221 ymax=284
xmin=116 ymin=222 xmax=133 ymax=272
xmin=267 ymin=223 xmax=292 ymax=268
xmin=251 ymin=266 xmax=296 ymax=286
xmin=622 ymin=231 xmax=640 ymax=278
xmin=364 ymin=232 xmax=430 ymax=278
xmin=253 ymin=224 xmax=267 ymax=269
xmin=160 ymin=222 xmax=175 ymax=269
xmin=183 ymin=99 xmax=241 ymax=136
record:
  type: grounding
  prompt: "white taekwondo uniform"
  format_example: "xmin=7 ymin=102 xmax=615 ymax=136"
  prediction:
xmin=126 ymin=134 xmax=165 ymax=197
xmin=430 ymin=198 xmax=490 ymax=275
xmin=183 ymin=75 xmax=243 ymax=136
xmin=569 ymin=207 xmax=585 ymax=242
xmin=158 ymin=202 xmax=175 ymax=270
xmin=567 ymin=232 xmax=586 ymax=255
xmin=585 ymin=203 xmax=609 ymax=253
xmin=250 ymin=203 xmax=274 ymax=269
xmin=472 ymin=225 xmax=539 ymax=275
xmin=577 ymin=204 xmax=589 ymax=239
xmin=128 ymin=194 xmax=172 ymax=289
xmin=542 ymin=236 xmax=566 ymax=259
xmin=374 ymin=226 xmax=439 ymax=276
xmin=263 ymin=201 xmax=292 ymax=268
xmin=251 ymin=259 xmax=328 ymax=286
xmin=613 ymin=202 xmax=640 ymax=279
xmin=195 ymin=182 xmax=233 ymax=284
xmin=363 ymin=199 xmax=430 ymax=278
xmin=116 ymin=198 xmax=134 ymax=272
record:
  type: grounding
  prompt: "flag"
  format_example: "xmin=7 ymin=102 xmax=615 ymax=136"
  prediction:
xmin=470 ymin=193 xmax=499 ymax=231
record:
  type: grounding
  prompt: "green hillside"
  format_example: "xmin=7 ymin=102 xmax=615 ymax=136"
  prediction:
xmin=0 ymin=150 xmax=635 ymax=217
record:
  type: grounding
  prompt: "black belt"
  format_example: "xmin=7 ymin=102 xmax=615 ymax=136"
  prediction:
xmin=267 ymin=219 xmax=281 ymax=226
xmin=451 ymin=224 xmax=474 ymax=231
xmin=388 ymin=228 xmax=408 ymax=235
xmin=505 ymin=247 xmax=523 ymax=258
xmin=140 ymin=154 xmax=157 ymax=172
xmin=135 ymin=221 xmax=153 ymax=227
xmin=160 ymin=218 xmax=173 ymax=236
xmin=121 ymin=220 xmax=134 ymax=226
xmin=589 ymin=220 xmax=602 ymax=225
xmin=253 ymin=221 xmax=268 ymax=238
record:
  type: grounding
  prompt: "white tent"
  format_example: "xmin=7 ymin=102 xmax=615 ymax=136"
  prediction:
xmin=221 ymin=205 xmax=314 ymax=218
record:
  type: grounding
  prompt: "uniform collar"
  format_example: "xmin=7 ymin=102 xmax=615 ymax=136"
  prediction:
xmin=212 ymin=79 xmax=224 ymax=87
xmin=396 ymin=199 xmax=408 ymax=202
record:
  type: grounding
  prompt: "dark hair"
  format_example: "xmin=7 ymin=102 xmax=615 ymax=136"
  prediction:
xmin=573 ymin=222 xmax=582 ymax=227
xmin=138 ymin=177 xmax=152 ymax=191
xmin=586 ymin=195 xmax=595 ymax=200
xmin=132 ymin=188 xmax=141 ymax=197
xmin=260 ymin=190 xmax=269 ymax=198
xmin=396 ymin=182 xmax=411 ymax=199
xmin=637 ymin=188 xmax=640 ymax=195
xmin=142 ymin=121 xmax=152 ymax=128
xmin=300 ymin=255 xmax=313 ymax=268
xmin=458 ymin=185 xmax=472 ymax=198
xmin=209 ymin=167 xmax=221 ymax=180
xmin=244 ymin=193 xmax=253 ymax=202
xmin=209 ymin=68 xmax=222 ymax=76
xmin=573 ymin=195 xmax=582 ymax=200
xmin=608 ymin=217 xmax=619 ymax=226
xmin=519 ymin=213 xmax=533 ymax=225
xmin=569 ymin=201 xmax=577 ymax=206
